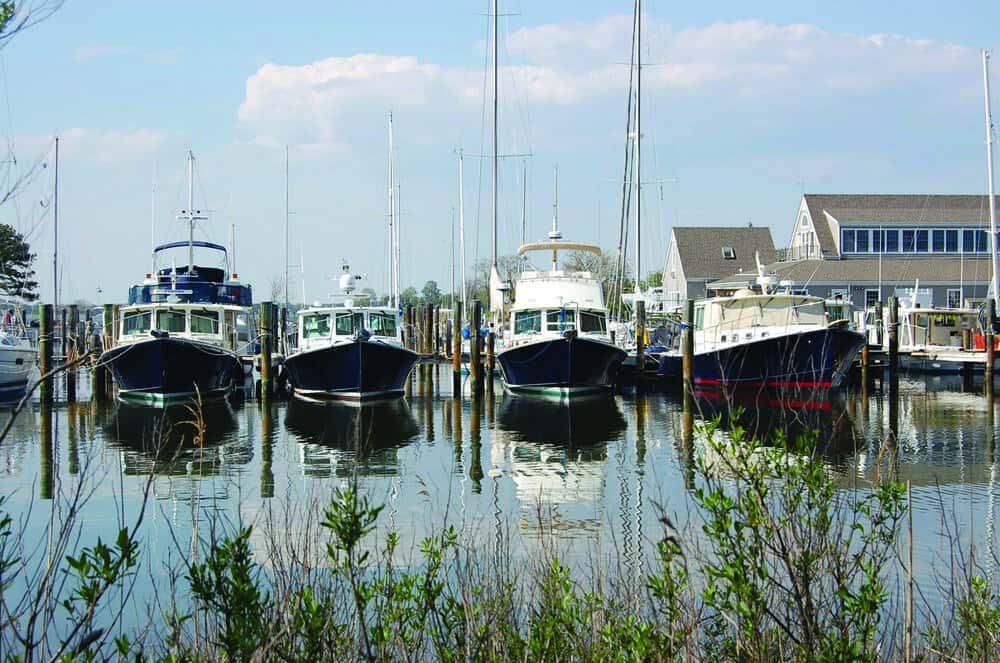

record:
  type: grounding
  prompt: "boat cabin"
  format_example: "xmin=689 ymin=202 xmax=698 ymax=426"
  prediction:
xmin=694 ymin=290 xmax=831 ymax=346
xmin=118 ymin=302 xmax=251 ymax=351
xmin=897 ymin=307 xmax=980 ymax=350
xmin=297 ymin=307 xmax=400 ymax=352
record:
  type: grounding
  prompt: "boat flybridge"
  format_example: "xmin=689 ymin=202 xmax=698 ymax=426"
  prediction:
xmin=496 ymin=226 xmax=626 ymax=397
xmin=283 ymin=261 xmax=419 ymax=401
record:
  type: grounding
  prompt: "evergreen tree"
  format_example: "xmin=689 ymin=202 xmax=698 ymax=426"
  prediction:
xmin=0 ymin=224 xmax=37 ymax=300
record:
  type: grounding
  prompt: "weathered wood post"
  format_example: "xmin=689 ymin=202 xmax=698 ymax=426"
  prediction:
xmin=470 ymin=301 xmax=482 ymax=395
xmin=39 ymin=303 xmax=53 ymax=404
xmin=260 ymin=301 xmax=273 ymax=400
xmin=875 ymin=300 xmax=884 ymax=349
xmin=405 ymin=304 xmax=414 ymax=351
xmin=635 ymin=299 xmax=646 ymax=379
xmin=84 ymin=309 xmax=92 ymax=354
xmin=986 ymin=299 xmax=996 ymax=398
xmin=486 ymin=330 xmax=496 ymax=394
xmin=683 ymin=299 xmax=695 ymax=405
xmin=279 ymin=306 xmax=288 ymax=356
xmin=432 ymin=306 xmax=440 ymax=356
xmin=60 ymin=306 xmax=67 ymax=361
xmin=96 ymin=303 xmax=115 ymax=399
xmin=452 ymin=302 xmax=462 ymax=394
xmin=67 ymin=304 xmax=79 ymax=403
xmin=39 ymin=401 xmax=53 ymax=500
xmin=424 ymin=304 xmax=433 ymax=357
xmin=888 ymin=296 xmax=900 ymax=441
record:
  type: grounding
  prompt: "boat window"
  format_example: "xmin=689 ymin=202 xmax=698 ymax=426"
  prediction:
xmin=303 ymin=313 xmax=331 ymax=339
xmin=190 ymin=309 xmax=220 ymax=334
xmin=155 ymin=309 xmax=186 ymax=333
xmin=369 ymin=311 xmax=397 ymax=336
xmin=546 ymin=309 xmax=576 ymax=331
xmin=694 ymin=306 xmax=705 ymax=330
xmin=579 ymin=311 xmax=606 ymax=333
xmin=335 ymin=312 xmax=364 ymax=335
xmin=122 ymin=310 xmax=152 ymax=336
xmin=515 ymin=310 xmax=542 ymax=334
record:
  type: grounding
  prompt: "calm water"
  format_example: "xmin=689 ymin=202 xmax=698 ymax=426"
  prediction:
xmin=2 ymin=366 xmax=999 ymax=605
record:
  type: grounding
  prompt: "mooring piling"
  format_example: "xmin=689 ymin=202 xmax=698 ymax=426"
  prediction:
xmin=635 ymin=299 xmax=646 ymax=381
xmin=485 ymin=330 xmax=495 ymax=395
xmin=452 ymin=302 xmax=462 ymax=394
xmin=39 ymin=303 xmax=53 ymax=404
xmin=260 ymin=301 xmax=274 ymax=400
xmin=470 ymin=301 xmax=482 ymax=395
xmin=986 ymin=299 xmax=996 ymax=399
xmin=683 ymin=299 xmax=695 ymax=408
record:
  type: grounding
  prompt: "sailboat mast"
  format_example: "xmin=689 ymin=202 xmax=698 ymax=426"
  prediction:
xmin=459 ymin=149 xmax=467 ymax=319
xmin=395 ymin=182 xmax=401 ymax=307
xmin=53 ymin=136 xmax=59 ymax=309
xmin=230 ymin=223 xmax=237 ymax=277
xmin=551 ymin=164 xmax=559 ymax=271
xmin=151 ymin=166 xmax=156 ymax=276
xmin=984 ymin=50 xmax=1000 ymax=308
xmin=388 ymin=112 xmax=397 ymax=308
xmin=187 ymin=151 xmax=195 ymax=272
xmin=284 ymin=145 xmax=289 ymax=311
xmin=634 ymin=0 xmax=641 ymax=295
xmin=521 ymin=160 xmax=527 ymax=246
xmin=492 ymin=0 xmax=499 ymax=268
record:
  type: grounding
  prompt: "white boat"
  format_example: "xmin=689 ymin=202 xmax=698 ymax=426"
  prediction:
xmin=0 ymin=299 xmax=37 ymax=398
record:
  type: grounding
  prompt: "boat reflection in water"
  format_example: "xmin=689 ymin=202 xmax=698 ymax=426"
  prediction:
xmin=284 ymin=398 xmax=419 ymax=478
xmin=691 ymin=387 xmax=860 ymax=460
xmin=493 ymin=394 xmax=627 ymax=536
xmin=104 ymin=399 xmax=245 ymax=479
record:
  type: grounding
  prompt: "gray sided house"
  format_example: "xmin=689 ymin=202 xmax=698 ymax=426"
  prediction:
xmin=710 ymin=194 xmax=998 ymax=309
xmin=663 ymin=227 xmax=776 ymax=308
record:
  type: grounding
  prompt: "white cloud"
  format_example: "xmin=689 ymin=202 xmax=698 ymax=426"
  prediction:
xmin=237 ymin=17 xmax=976 ymax=148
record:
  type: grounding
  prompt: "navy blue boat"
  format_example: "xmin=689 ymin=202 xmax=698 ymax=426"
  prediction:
xmin=658 ymin=290 xmax=865 ymax=390
xmin=283 ymin=264 xmax=418 ymax=401
xmin=99 ymin=156 xmax=254 ymax=405
xmin=497 ymin=230 xmax=626 ymax=396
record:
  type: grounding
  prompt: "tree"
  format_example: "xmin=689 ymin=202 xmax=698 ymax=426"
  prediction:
xmin=466 ymin=255 xmax=525 ymax=309
xmin=641 ymin=270 xmax=663 ymax=291
xmin=399 ymin=287 xmax=420 ymax=307
xmin=0 ymin=224 xmax=37 ymax=300
xmin=420 ymin=281 xmax=441 ymax=306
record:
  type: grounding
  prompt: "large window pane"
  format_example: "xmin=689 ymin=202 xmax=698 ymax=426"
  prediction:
xmin=303 ymin=313 xmax=331 ymax=339
xmin=842 ymin=229 xmax=856 ymax=252
xmin=579 ymin=311 xmax=607 ymax=333
xmin=977 ymin=230 xmax=989 ymax=252
xmin=335 ymin=313 xmax=354 ymax=335
xmin=902 ymin=230 xmax=915 ymax=252
xmin=885 ymin=230 xmax=899 ymax=252
xmin=155 ymin=309 xmax=186 ymax=333
xmin=932 ymin=229 xmax=945 ymax=252
xmin=123 ymin=310 xmax=151 ymax=336
xmin=190 ymin=309 xmax=219 ymax=334
xmin=546 ymin=309 xmax=576 ymax=330
xmin=915 ymin=230 xmax=928 ymax=252
xmin=855 ymin=229 xmax=869 ymax=252
xmin=946 ymin=229 xmax=958 ymax=252
xmin=515 ymin=310 xmax=541 ymax=334
xmin=872 ymin=230 xmax=883 ymax=252
xmin=963 ymin=229 xmax=976 ymax=252
xmin=369 ymin=312 xmax=397 ymax=336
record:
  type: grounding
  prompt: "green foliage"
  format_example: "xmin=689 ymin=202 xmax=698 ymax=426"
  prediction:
xmin=400 ymin=286 xmax=420 ymax=306
xmin=954 ymin=575 xmax=1000 ymax=660
xmin=0 ymin=3 xmax=13 ymax=36
xmin=640 ymin=269 xmax=663 ymax=290
xmin=421 ymin=280 xmax=442 ymax=306
xmin=186 ymin=525 xmax=271 ymax=661
xmin=0 ymin=224 xmax=37 ymax=300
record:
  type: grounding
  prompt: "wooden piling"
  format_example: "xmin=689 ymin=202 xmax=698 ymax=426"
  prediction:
xmin=860 ymin=344 xmax=869 ymax=390
xmin=405 ymin=305 xmax=414 ymax=351
xmin=486 ymin=331 xmax=495 ymax=394
xmin=888 ymin=296 xmax=900 ymax=439
xmin=94 ymin=303 xmax=115 ymax=400
xmin=424 ymin=304 xmax=433 ymax=357
xmin=635 ymin=299 xmax=646 ymax=378
xmin=60 ymin=306 xmax=67 ymax=360
xmin=260 ymin=301 xmax=274 ymax=400
xmin=683 ymin=299 xmax=695 ymax=404
xmin=39 ymin=303 xmax=53 ymax=403
xmin=986 ymin=299 xmax=996 ymax=398
xmin=470 ymin=301 xmax=482 ymax=394
xmin=67 ymin=304 xmax=79 ymax=402
xmin=875 ymin=300 xmax=884 ymax=348
xmin=452 ymin=302 xmax=462 ymax=394
xmin=279 ymin=306 xmax=288 ymax=356
xmin=432 ymin=306 xmax=440 ymax=356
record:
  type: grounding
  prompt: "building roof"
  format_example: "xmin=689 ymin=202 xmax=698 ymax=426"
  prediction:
xmin=709 ymin=257 xmax=994 ymax=289
xmin=803 ymin=194 xmax=1000 ymax=257
xmin=672 ymin=226 xmax=776 ymax=280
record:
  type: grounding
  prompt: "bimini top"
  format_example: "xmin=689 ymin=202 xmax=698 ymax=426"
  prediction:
xmin=517 ymin=240 xmax=602 ymax=256
xmin=127 ymin=241 xmax=252 ymax=307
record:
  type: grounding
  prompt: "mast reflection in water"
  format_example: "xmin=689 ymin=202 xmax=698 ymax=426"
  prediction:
xmin=284 ymin=399 xmax=419 ymax=478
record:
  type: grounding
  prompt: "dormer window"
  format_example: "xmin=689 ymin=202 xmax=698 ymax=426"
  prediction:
xmin=722 ymin=247 xmax=736 ymax=259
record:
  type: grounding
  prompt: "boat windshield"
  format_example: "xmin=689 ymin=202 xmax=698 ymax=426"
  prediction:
xmin=369 ymin=311 xmax=397 ymax=336
xmin=155 ymin=309 xmax=186 ymax=333
xmin=334 ymin=312 xmax=366 ymax=336
xmin=302 ymin=313 xmax=331 ymax=339
xmin=546 ymin=309 xmax=575 ymax=331
xmin=579 ymin=311 xmax=606 ymax=333
xmin=123 ymin=310 xmax=152 ymax=336
xmin=190 ymin=309 xmax=220 ymax=334
xmin=514 ymin=310 xmax=542 ymax=334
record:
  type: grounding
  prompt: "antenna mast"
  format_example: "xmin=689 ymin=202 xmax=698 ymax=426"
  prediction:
xmin=284 ymin=145 xmax=289 ymax=311
xmin=459 ymin=149 xmax=467 ymax=321
xmin=53 ymin=136 xmax=59 ymax=309
xmin=179 ymin=151 xmax=206 ymax=274
xmin=984 ymin=50 xmax=1000 ymax=308
xmin=388 ymin=112 xmax=396 ymax=308
xmin=634 ymin=0 xmax=642 ymax=297
xmin=492 ymin=0 xmax=499 ymax=268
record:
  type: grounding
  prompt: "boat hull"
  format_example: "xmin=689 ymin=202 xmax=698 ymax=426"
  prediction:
xmin=659 ymin=327 xmax=865 ymax=389
xmin=100 ymin=337 xmax=241 ymax=403
xmin=0 ymin=343 xmax=36 ymax=397
xmin=496 ymin=335 xmax=626 ymax=396
xmin=283 ymin=340 xmax=419 ymax=401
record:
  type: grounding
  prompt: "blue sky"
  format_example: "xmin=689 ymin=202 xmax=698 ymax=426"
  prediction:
xmin=3 ymin=0 xmax=1000 ymax=304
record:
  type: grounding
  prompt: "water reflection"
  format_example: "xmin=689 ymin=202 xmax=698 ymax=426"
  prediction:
xmin=284 ymin=399 xmax=419 ymax=478
xmin=492 ymin=394 xmax=627 ymax=535
xmin=104 ymin=400 xmax=246 ymax=477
